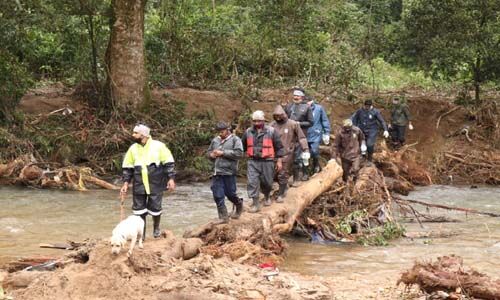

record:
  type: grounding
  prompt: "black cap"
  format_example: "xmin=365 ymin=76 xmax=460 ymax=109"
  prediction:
xmin=364 ymin=99 xmax=373 ymax=106
xmin=214 ymin=121 xmax=229 ymax=130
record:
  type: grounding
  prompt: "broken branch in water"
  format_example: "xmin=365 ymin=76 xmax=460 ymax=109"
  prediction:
xmin=394 ymin=197 xmax=500 ymax=218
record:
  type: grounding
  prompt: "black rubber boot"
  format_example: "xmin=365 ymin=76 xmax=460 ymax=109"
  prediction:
xmin=313 ymin=157 xmax=321 ymax=174
xmin=301 ymin=166 xmax=309 ymax=181
xmin=215 ymin=205 xmax=229 ymax=224
xmin=153 ymin=215 xmax=161 ymax=238
xmin=263 ymin=193 xmax=272 ymax=206
xmin=230 ymin=198 xmax=243 ymax=219
xmin=276 ymin=184 xmax=288 ymax=203
xmin=249 ymin=197 xmax=261 ymax=213
xmin=292 ymin=167 xmax=300 ymax=186
xmin=140 ymin=213 xmax=147 ymax=241
xmin=367 ymin=151 xmax=373 ymax=162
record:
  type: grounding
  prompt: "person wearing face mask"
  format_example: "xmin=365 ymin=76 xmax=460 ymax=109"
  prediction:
xmin=333 ymin=119 xmax=366 ymax=182
xmin=207 ymin=121 xmax=244 ymax=223
xmin=389 ymin=97 xmax=413 ymax=149
xmin=351 ymin=99 xmax=388 ymax=162
xmin=284 ymin=88 xmax=314 ymax=181
xmin=120 ymin=124 xmax=176 ymax=239
xmin=242 ymin=110 xmax=285 ymax=212
xmin=270 ymin=105 xmax=309 ymax=202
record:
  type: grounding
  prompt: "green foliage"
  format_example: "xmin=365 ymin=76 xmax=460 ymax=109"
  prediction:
xmin=357 ymin=221 xmax=406 ymax=246
xmin=402 ymin=0 xmax=500 ymax=100
xmin=335 ymin=210 xmax=368 ymax=235
xmin=0 ymin=50 xmax=33 ymax=124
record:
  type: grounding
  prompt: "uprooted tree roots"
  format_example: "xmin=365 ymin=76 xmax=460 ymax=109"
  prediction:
xmin=0 ymin=154 xmax=118 ymax=190
xmin=433 ymin=142 xmax=500 ymax=184
xmin=298 ymin=165 xmax=405 ymax=246
xmin=399 ymin=255 xmax=500 ymax=300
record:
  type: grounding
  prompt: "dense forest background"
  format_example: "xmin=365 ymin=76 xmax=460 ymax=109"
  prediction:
xmin=2 ymin=0 xmax=499 ymax=116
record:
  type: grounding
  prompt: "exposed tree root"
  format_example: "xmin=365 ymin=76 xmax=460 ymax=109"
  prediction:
xmin=399 ymin=255 xmax=500 ymax=300
xmin=0 ymin=155 xmax=118 ymax=190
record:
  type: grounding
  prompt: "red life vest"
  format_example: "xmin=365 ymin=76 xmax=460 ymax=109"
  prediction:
xmin=246 ymin=128 xmax=275 ymax=159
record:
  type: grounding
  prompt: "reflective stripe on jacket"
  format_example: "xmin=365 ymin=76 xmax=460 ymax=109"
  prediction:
xmin=122 ymin=137 xmax=175 ymax=195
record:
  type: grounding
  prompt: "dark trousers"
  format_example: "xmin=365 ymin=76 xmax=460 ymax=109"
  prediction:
xmin=308 ymin=140 xmax=321 ymax=158
xmin=277 ymin=154 xmax=294 ymax=185
xmin=211 ymin=175 xmax=239 ymax=208
xmin=293 ymin=144 xmax=305 ymax=167
xmin=391 ymin=124 xmax=407 ymax=145
xmin=363 ymin=129 xmax=378 ymax=160
xmin=132 ymin=193 xmax=163 ymax=216
xmin=341 ymin=157 xmax=360 ymax=182
xmin=247 ymin=160 xmax=274 ymax=199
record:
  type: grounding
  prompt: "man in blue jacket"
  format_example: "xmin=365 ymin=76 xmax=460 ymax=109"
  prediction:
xmin=307 ymin=99 xmax=331 ymax=173
xmin=351 ymin=99 xmax=389 ymax=162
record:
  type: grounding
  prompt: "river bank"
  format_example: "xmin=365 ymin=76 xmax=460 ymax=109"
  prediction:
xmin=0 ymin=84 xmax=498 ymax=299
xmin=1 ymin=184 xmax=499 ymax=299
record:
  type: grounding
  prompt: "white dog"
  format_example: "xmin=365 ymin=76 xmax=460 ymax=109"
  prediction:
xmin=110 ymin=215 xmax=144 ymax=256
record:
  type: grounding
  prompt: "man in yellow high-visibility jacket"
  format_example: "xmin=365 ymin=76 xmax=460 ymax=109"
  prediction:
xmin=120 ymin=124 xmax=176 ymax=239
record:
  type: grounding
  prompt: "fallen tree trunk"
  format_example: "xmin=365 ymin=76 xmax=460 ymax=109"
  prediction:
xmin=399 ymin=255 xmax=500 ymax=300
xmin=184 ymin=160 xmax=343 ymax=243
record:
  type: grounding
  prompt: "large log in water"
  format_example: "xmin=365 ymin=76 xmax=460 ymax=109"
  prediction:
xmin=183 ymin=160 xmax=343 ymax=243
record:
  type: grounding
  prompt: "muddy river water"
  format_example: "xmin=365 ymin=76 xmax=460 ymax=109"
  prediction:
xmin=0 ymin=184 xmax=499 ymax=287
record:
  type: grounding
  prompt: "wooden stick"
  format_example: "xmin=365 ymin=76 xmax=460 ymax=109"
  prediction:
xmin=395 ymin=197 xmax=500 ymax=217
xmin=120 ymin=194 xmax=125 ymax=221
xmin=436 ymin=106 xmax=460 ymax=129
xmin=39 ymin=243 xmax=74 ymax=250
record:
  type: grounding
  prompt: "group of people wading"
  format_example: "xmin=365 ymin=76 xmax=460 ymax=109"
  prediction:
xmin=120 ymin=88 xmax=413 ymax=232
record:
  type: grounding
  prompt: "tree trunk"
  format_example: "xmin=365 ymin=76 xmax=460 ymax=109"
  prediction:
xmin=473 ymin=55 xmax=481 ymax=103
xmin=105 ymin=0 xmax=149 ymax=111
xmin=183 ymin=160 xmax=343 ymax=242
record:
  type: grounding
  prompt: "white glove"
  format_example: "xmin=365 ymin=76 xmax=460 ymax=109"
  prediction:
xmin=383 ymin=130 xmax=389 ymax=138
xmin=360 ymin=142 xmax=367 ymax=155
xmin=322 ymin=134 xmax=330 ymax=145
xmin=301 ymin=151 xmax=310 ymax=166
xmin=409 ymin=124 xmax=414 ymax=130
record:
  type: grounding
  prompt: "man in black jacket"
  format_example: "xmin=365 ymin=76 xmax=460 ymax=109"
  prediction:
xmin=284 ymin=88 xmax=314 ymax=181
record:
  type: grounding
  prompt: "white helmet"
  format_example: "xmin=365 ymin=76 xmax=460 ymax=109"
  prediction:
xmin=252 ymin=110 xmax=265 ymax=121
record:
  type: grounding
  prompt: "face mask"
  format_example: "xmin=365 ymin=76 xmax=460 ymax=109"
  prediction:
xmin=274 ymin=116 xmax=285 ymax=123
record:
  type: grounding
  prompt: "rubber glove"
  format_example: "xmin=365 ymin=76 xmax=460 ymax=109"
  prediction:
xmin=383 ymin=131 xmax=389 ymax=138
xmin=301 ymin=151 xmax=310 ymax=166
xmin=322 ymin=134 xmax=330 ymax=145
xmin=360 ymin=141 xmax=367 ymax=155
xmin=409 ymin=123 xmax=414 ymax=130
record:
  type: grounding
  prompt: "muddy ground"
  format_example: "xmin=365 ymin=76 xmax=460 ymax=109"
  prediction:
xmin=3 ymin=84 xmax=498 ymax=299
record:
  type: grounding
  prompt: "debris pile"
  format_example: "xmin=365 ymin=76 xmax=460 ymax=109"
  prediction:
xmin=4 ymin=240 xmax=332 ymax=300
xmin=399 ymin=255 xmax=500 ymax=300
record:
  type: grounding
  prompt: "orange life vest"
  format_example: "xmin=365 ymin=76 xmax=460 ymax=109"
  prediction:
xmin=246 ymin=128 xmax=275 ymax=159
